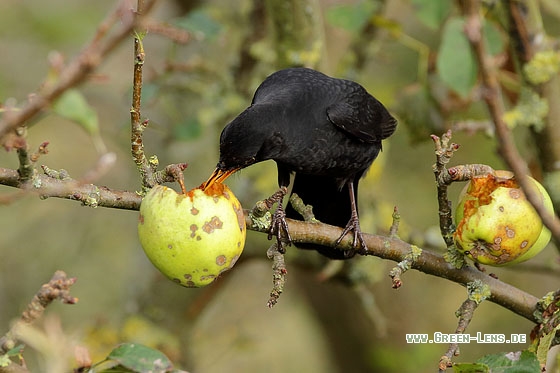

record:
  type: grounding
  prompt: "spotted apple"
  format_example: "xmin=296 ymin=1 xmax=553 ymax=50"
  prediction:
xmin=454 ymin=170 xmax=553 ymax=266
xmin=138 ymin=183 xmax=246 ymax=287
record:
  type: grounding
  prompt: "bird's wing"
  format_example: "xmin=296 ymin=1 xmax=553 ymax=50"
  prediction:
xmin=326 ymin=94 xmax=397 ymax=143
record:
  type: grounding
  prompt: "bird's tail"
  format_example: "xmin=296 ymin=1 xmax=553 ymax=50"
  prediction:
xmin=285 ymin=173 xmax=356 ymax=259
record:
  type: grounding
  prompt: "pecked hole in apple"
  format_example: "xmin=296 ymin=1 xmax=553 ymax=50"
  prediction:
xmin=454 ymin=170 xmax=554 ymax=266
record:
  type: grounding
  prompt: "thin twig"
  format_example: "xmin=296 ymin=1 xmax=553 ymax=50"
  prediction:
xmin=266 ymin=243 xmax=287 ymax=308
xmin=130 ymin=25 xmax=154 ymax=193
xmin=15 ymin=129 xmax=34 ymax=182
xmin=0 ymin=0 xmax=159 ymax=142
xmin=288 ymin=193 xmax=318 ymax=222
xmin=389 ymin=206 xmax=401 ymax=237
xmin=388 ymin=244 xmax=421 ymax=289
xmin=431 ymin=131 xmax=460 ymax=246
xmin=438 ymin=299 xmax=479 ymax=371
xmin=129 ymin=1 xmax=190 ymax=194
xmin=438 ymin=280 xmax=490 ymax=371
xmin=443 ymin=164 xmax=496 ymax=184
xmin=0 ymin=271 xmax=77 ymax=356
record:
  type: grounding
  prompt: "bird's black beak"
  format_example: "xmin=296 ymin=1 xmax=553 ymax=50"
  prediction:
xmin=201 ymin=168 xmax=237 ymax=191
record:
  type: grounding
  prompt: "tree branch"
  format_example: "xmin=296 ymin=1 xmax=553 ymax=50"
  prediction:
xmin=251 ymin=215 xmax=539 ymax=322
xmin=0 ymin=0 xmax=159 ymax=144
xmin=0 ymin=167 xmax=141 ymax=210
xmin=0 ymin=271 xmax=77 ymax=372
xmin=0 ymin=165 xmax=541 ymax=322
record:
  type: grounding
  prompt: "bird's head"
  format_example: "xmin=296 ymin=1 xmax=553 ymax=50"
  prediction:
xmin=201 ymin=151 xmax=258 ymax=192
xmin=201 ymin=108 xmax=266 ymax=191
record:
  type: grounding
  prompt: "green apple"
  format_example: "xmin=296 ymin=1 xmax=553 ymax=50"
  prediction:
xmin=454 ymin=170 xmax=553 ymax=266
xmin=138 ymin=184 xmax=246 ymax=287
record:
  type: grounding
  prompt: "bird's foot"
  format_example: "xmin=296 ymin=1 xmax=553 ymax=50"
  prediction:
xmin=252 ymin=186 xmax=292 ymax=253
xmin=251 ymin=187 xmax=288 ymax=218
xmin=269 ymin=203 xmax=292 ymax=253
xmin=335 ymin=216 xmax=367 ymax=258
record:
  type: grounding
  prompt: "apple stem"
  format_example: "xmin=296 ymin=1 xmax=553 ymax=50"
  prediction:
xmin=154 ymin=163 xmax=188 ymax=194
xmin=178 ymin=178 xmax=187 ymax=195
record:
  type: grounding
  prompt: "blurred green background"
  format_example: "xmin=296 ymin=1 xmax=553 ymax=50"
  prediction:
xmin=0 ymin=0 xmax=559 ymax=372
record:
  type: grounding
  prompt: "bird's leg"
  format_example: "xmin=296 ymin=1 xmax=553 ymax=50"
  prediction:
xmin=261 ymin=186 xmax=292 ymax=253
xmin=335 ymin=181 xmax=367 ymax=257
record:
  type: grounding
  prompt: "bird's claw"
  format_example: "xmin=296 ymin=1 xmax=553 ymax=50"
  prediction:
xmin=335 ymin=217 xmax=367 ymax=258
xmin=268 ymin=204 xmax=292 ymax=253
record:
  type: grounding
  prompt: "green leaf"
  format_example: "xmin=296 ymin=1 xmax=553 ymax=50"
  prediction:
xmin=53 ymin=89 xmax=99 ymax=135
xmin=5 ymin=345 xmax=24 ymax=357
xmin=484 ymin=21 xmax=504 ymax=56
xmin=0 ymin=345 xmax=24 ymax=369
xmin=535 ymin=323 xmax=560 ymax=365
xmin=437 ymin=17 xmax=477 ymax=98
xmin=107 ymin=343 xmax=173 ymax=373
xmin=452 ymin=362 xmax=490 ymax=372
xmin=325 ymin=1 xmax=379 ymax=33
xmin=173 ymin=117 xmax=201 ymax=141
xmin=393 ymin=83 xmax=445 ymax=143
xmin=475 ymin=350 xmax=540 ymax=372
xmin=174 ymin=10 xmax=221 ymax=40
xmin=411 ymin=0 xmax=452 ymax=29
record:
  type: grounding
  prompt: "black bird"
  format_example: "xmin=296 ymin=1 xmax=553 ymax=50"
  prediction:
xmin=203 ymin=68 xmax=397 ymax=259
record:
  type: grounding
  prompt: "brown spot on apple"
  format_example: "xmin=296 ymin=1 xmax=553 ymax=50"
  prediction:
xmin=223 ymin=190 xmax=231 ymax=200
xmin=509 ymin=189 xmax=521 ymax=199
xmin=203 ymin=216 xmax=223 ymax=233
xmin=505 ymin=227 xmax=515 ymax=238
xmin=200 ymin=274 xmax=216 ymax=282
xmin=216 ymin=255 xmax=227 ymax=266
xmin=190 ymin=224 xmax=198 ymax=238
xmin=233 ymin=203 xmax=245 ymax=231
